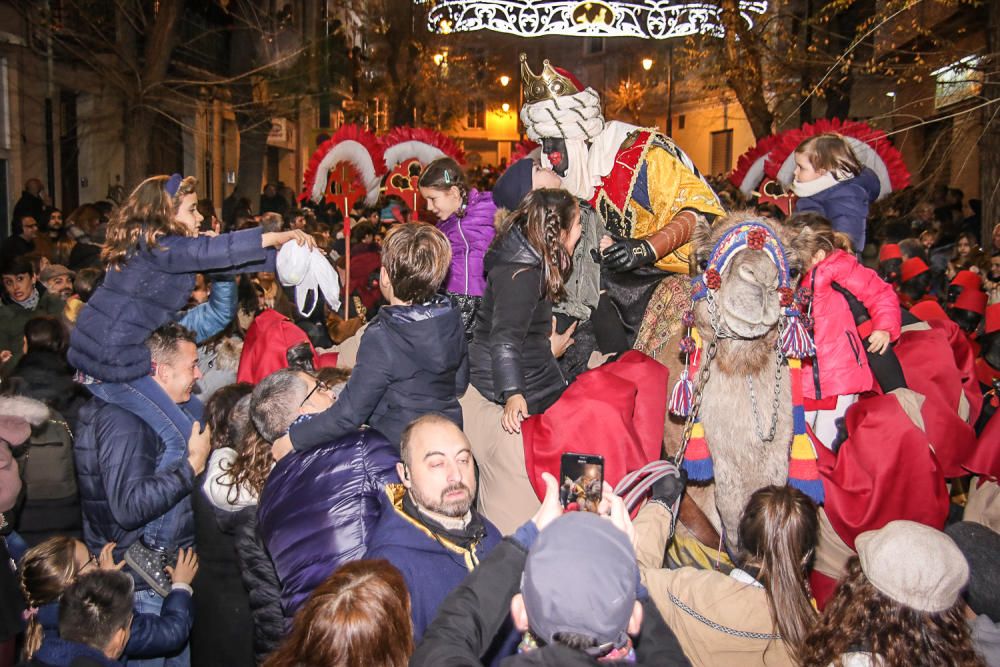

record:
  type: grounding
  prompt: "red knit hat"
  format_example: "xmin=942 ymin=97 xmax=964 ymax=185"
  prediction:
xmin=879 ymin=244 xmax=903 ymax=262
xmin=953 ymin=288 xmax=987 ymax=316
xmin=984 ymin=302 xmax=1000 ymax=334
xmin=910 ymin=300 xmax=949 ymax=322
xmin=901 ymin=257 xmax=930 ymax=283
xmin=950 ymin=270 xmax=983 ymax=292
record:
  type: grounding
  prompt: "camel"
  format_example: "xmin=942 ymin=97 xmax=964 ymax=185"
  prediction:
xmin=658 ymin=211 xmax=812 ymax=548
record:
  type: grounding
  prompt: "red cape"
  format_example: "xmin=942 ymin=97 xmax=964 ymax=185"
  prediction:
xmin=818 ymin=393 xmax=949 ymax=551
xmin=237 ymin=309 xmax=337 ymax=385
xmin=893 ymin=323 xmax=979 ymax=477
xmin=521 ymin=350 xmax=667 ymax=500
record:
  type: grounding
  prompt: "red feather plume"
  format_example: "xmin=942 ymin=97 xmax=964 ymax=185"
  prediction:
xmin=301 ymin=124 xmax=384 ymax=201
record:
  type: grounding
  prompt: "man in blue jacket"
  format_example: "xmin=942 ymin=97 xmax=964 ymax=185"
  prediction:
xmin=365 ymin=414 xmax=504 ymax=644
xmin=250 ymin=368 xmax=400 ymax=620
xmin=74 ymin=324 xmax=211 ymax=667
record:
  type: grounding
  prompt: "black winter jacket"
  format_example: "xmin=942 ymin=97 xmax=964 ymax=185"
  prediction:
xmin=469 ymin=229 xmax=567 ymax=414
xmin=289 ymin=295 xmax=468 ymax=449
xmin=411 ymin=538 xmax=691 ymax=667
xmin=73 ymin=398 xmax=195 ymax=590
xmin=190 ymin=477 xmax=254 ymax=667
xmin=232 ymin=506 xmax=284 ymax=663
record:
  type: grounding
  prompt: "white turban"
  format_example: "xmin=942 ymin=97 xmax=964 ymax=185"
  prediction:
xmin=521 ymin=88 xmax=605 ymax=199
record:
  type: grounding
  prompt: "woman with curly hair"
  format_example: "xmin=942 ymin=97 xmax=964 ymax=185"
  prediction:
xmin=800 ymin=520 xmax=984 ymax=667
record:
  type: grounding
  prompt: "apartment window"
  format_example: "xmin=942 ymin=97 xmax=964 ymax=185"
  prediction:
xmin=933 ymin=55 xmax=981 ymax=110
xmin=678 ymin=114 xmax=686 ymax=130
xmin=710 ymin=129 xmax=733 ymax=176
xmin=467 ymin=99 xmax=485 ymax=129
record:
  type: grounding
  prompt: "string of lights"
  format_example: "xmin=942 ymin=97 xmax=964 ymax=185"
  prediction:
xmin=419 ymin=0 xmax=768 ymax=39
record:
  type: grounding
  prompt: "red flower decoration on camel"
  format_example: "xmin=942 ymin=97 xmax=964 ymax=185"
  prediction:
xmin=705 ymin=268 xmax=722 ymax=290
xmin=778 ymin=287 xmax=794 ymax=307
xmin=746 ymin=228 xmax=768 ymax=251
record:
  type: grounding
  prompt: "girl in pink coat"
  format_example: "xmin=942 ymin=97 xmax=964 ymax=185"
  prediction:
xmin=796 ymin=214 xmax=904 ymax=448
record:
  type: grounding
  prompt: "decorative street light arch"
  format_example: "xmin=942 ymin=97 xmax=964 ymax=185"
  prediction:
xmin=420 ymin=0 xmax=768 ymax=39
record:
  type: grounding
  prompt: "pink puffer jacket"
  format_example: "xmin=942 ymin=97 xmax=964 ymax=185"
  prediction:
xmin=803 ymin=249 xmax=901 ymax=399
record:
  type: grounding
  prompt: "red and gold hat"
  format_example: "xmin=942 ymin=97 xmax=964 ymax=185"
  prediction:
xmin=879 ymin=243 xmax=902 ymax=262
xmin=953 ymin=288 xmax=987 ymax=316
xmin=950 ymin=270 xmax=983 ymax=292
xmin=901 ymin=257 xmax=930 ymax=283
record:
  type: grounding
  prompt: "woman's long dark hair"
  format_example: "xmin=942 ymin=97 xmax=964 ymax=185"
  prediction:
xmin=264 ymin=559 xmax=413 ymax=667
xmin=800 ymin=557 xmax=984 ymax=667
xmin=737 ymin=485 xmax=819 ymax=662
xmin=495 ymin=188 xmax=578 ymax=302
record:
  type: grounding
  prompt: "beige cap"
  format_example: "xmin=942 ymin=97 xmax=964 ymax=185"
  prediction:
xmin=856 ymin=520 xmax=968 ymax=613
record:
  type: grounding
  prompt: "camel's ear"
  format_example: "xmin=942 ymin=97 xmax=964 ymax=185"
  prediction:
xmin=689 ymin=215 xmax=714 ymax=274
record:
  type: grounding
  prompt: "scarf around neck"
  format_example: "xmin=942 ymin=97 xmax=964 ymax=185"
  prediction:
xmin=13 ymin=287 xmax=40 ymax=311
xmin=402 ymin=492 xmax=485 ymax=550
xmin=792 ymin=172 xmax=840 ymax=198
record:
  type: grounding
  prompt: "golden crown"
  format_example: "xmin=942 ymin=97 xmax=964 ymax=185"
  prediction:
xmin=520 ymin=53 xmax=581 ymax=104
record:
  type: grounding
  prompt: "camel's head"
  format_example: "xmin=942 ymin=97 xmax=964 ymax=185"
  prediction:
xmin=689 ymin=211 xmax=809 ymax=371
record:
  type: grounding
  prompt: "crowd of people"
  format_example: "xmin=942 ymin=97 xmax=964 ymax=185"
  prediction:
xmin=0 ymin=126 xmax=997 ymax=667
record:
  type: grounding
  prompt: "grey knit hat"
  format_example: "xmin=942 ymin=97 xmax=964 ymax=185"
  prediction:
xmin=945 ymin=521 xmax=1000 ymax=620
xmin=521 ymin=512 xmax=638 ymax=651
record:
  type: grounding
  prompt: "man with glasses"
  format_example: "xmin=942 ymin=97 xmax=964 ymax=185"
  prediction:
xmin=0 ymin=214 xmax=39 ymax=264
xmin=250 ymin=369 xmax=400 ymax=620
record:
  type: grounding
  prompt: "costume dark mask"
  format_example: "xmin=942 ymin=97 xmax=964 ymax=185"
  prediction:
xmin=541 ymin=137 xmax=569 ymax=177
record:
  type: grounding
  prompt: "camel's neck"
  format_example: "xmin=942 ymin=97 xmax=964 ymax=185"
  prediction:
xmin=711 ymin=330 xmax=780 ymax=377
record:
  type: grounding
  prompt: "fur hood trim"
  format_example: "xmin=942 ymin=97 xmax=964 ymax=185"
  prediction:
xmin=0 ymin=395 xmax=50 ymax=425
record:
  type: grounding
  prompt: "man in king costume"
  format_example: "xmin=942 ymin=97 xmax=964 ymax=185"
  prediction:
xmin=519 ymin=54 xmax=725 ymax=349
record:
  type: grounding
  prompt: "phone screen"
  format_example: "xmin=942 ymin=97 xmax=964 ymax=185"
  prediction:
xmin=559 ymin=453 xmax=605 ymax=512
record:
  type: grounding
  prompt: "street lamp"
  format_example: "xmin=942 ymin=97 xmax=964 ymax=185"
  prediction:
xmin=433 ymin=52 xmax=445 ymax=66
xmin=641 ymin=57 xmax=654 ymax=72
xmin=499 ymin=74 xmax=511 ymax=87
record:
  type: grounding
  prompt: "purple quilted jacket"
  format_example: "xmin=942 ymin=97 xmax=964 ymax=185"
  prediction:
xmin=436 ymin=189 xmax=496 ymax=297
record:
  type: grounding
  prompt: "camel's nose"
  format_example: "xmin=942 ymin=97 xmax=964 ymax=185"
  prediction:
xmin=737 ymin=259 xmax=778 ymax=290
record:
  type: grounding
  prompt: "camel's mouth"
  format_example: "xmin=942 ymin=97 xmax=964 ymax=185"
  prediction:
xmin=720 ymin=290 xmax=780 ymax=338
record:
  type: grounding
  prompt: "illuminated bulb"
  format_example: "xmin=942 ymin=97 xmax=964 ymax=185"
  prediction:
xmin=499 ymin=75 xmax=511 ymax=87
xmin=641 ymin=57 xmax=654 ymax=71
xmin=501 ymin=102 xmax=511 ymax=112
xmin=433 ymin=53 xmax=445 ymax=66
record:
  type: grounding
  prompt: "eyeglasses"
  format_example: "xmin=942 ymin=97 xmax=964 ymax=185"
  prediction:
xmin=79 ymin=553 xmax=98 ymax=573
xmin=300 ymin=379 xmax=332 ymax=407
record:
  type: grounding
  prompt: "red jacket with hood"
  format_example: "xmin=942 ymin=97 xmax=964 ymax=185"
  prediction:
xmin=804 ymin=249 xmax=901 ymax=399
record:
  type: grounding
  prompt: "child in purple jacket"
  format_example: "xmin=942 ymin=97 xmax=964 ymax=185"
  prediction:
xmin=418 ymin=157 xmax=497 ymax=338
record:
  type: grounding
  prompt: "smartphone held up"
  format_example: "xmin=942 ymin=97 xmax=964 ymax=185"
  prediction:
xmin=559 ymin=453 xmax=604 ymax=513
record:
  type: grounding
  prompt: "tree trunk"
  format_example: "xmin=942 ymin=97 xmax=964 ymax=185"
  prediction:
xmin=982 ymin=0 xmax=1000 ymax=243
xmin=228 ymin=0 xmax=271 ymax=207
xmin=123 ymin=104 xmax=154 ymax=188
xmin=116 ymin=0 xmax=183 ymax=188
xmin=721 ymin=0 xmax=774 ymax=139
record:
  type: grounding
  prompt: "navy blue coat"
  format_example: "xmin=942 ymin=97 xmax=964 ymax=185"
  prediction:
xmin=69 ymin=228 xmax=274 ymax=382
xmin=257 ymin=428 xmax=400 ymax=619
xmin=288 ymin=295 xmax=469 ymax=450
xmin=73 ymin=398 xmax=195 ymax=590
xmin=365 ymin=484 xmax=502 ymax=642
xmin=795 ymin=168 xmax=881 ymax=251
xmin=37 ymin=588 xmax=192 ymax=660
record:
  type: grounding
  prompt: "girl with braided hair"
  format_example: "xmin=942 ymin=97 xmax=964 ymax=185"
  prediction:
xmin=468 ymin=188 xmax=582 ymax=433
xmin=18 ymin=536 xmax=198 ymax=662
xmin=418 ymin=157 xmax=497 ymax=338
